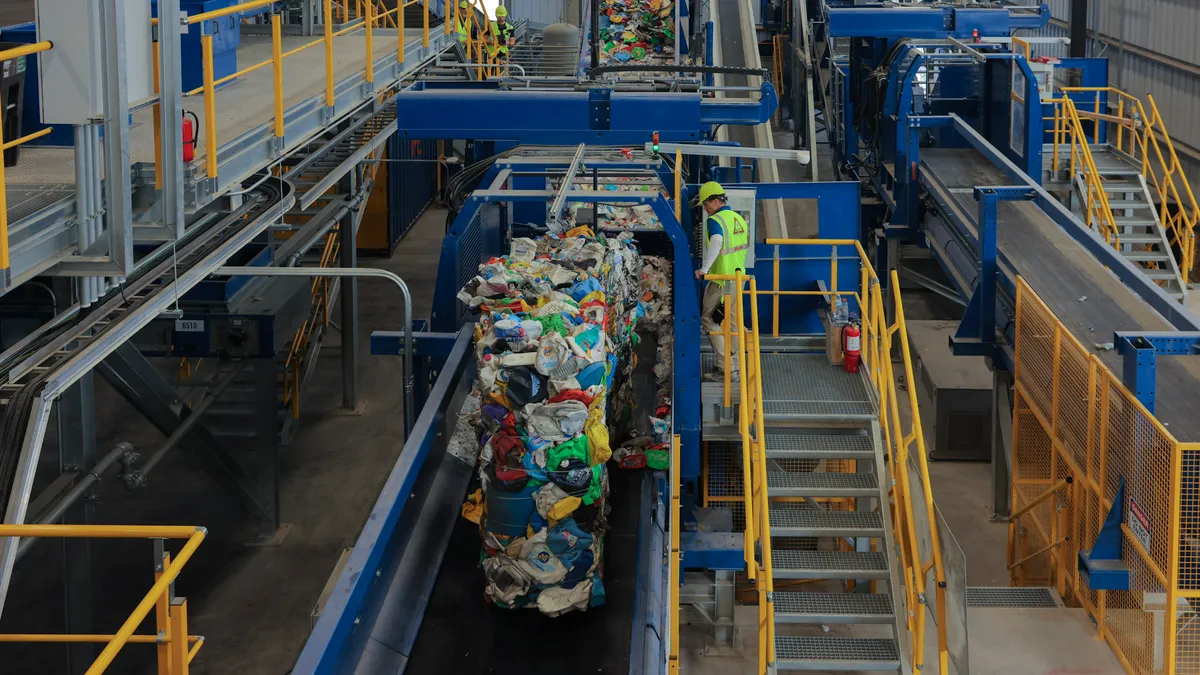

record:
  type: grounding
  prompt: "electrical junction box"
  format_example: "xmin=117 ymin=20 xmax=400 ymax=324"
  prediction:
xmin=722 ymin=188 xmax=757 ymax=270
xmin=35 ymin=0 xmax=155 ymax=125
xmin=906 ymin=320 xmax=993 ymax=461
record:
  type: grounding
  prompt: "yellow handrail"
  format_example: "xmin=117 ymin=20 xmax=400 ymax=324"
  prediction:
xmin=1047 ymin=96 xmax=1122 ymax=246
xmin=668 ymin=434 xmax=681 ymax=675
xmin=186 ymin=0 xmax=276 ymax=23
xmin=0 ymin=524 xmax=206 ymax=674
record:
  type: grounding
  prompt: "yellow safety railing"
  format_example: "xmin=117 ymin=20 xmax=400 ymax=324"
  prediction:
xmin=0 ymin=40 xmax=55 ymax=284
xmin=177 ymin=0 xmax=431 ymax=179
xmin=1058 ymin=87 xmax=1200 ymax=284
xmin=702 ymin=238 xmax=951 ymax=674
xmin=668 ymin=433 xmax=681 ymax=675
xmin=0 ymin=524 xmax=206 ymax=674
xmin=1010 ymin=275 xmax=1200 ymax=675
xmin=1046 ymin=96 xmax=1123 ymax=247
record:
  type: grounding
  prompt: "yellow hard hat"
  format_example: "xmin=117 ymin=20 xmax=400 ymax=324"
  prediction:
xmin=495 ymin=5 xmax=507 ymax=17
xmin=459 ymin=0 xmax=468 ymax=8
xmin=697 ymin=181 xmax=725 ymax=204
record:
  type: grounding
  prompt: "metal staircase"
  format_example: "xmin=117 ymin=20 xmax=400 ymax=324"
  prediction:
xmin=1045 ymin=142 xmax=1186 ymax=299
xmin=765 ymin=427 xmax=905 ymax=672
xmin=1045 ymin=89 xmax=1200 ymax=302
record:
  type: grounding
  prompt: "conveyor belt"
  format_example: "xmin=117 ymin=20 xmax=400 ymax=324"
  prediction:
xmin=717 ymin=0 xmax=753 ymax=152
xmin=922 ymin=147 xmax=1200 ymax=441
xmin=404 ymin=468 xmax=640 ymax=675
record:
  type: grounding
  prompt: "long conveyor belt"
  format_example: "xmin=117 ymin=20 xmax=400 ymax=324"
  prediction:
xmin=921 ymin=146 xmax=1200 ymax=441
xmin=294 ymin=325 xmax=664 ymax=674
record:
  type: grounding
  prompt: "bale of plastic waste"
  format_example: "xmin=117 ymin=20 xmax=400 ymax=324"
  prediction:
xmin=460 ymin=228 xmax=647 ymax=615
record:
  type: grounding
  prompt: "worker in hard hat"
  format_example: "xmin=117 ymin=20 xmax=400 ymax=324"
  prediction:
xmin=491 ymin=6 xmax=516 ymax=63
xmin=455 ymin=0 xmax=474 ymax=48
xmin=693 ymin=181 xmax=749 ymax=382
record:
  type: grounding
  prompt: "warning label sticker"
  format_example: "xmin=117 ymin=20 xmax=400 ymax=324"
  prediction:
xmin=1129 ymin=497 xmax=1152 ymax=553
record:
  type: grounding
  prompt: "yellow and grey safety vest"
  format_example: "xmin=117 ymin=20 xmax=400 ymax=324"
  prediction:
xmin=709 ymin=209 xmax=749 ymax=276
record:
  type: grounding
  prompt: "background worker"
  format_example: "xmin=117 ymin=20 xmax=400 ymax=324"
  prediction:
xmin=455 ymin=0 xmax=476 ymax=48
xmin=491 ymin=6 xmax=516 ymax=63
xmin=692 ymin=181 xmax=749 ymax=382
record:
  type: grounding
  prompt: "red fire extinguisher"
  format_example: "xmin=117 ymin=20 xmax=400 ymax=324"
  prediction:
xmin=843 ymin=320 xmax=861 ymax=374
xmin=182 ymin=111 xmax=200 ymax=162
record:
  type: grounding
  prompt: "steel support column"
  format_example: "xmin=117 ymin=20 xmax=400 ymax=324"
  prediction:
xmin=100 ymin=0 xmax=134 ymax=274
xmin=1069 ymin=0 xmax=1088 ymax=59
xmin=253 ymin=361 xmax=281 ymax=538
xmin=57 ymin=374 xmax=96 ymax=674
xmin=991 ymin=370 xmax=1013 ymax=519
xmin=340 ymin=204 xmax=360 ymax=411
xmin=157 ymin=0 xmax=186 ymax=239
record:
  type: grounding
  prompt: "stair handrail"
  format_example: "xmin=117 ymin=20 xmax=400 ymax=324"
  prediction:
xmin=1059 ymin=87 xmax=1200 ymax=282
xmin=1048 ymin=96 xmax=1123 ymax=247
xmin=746 ymin=275 xmax=776 ymax=674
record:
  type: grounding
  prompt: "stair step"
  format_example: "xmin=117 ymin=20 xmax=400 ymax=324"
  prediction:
xmin=771 ymin=550 xmax=890 ymax=580
xmin=1107 ymin=199 xmax=1152 ymax=209
xmin=1122 ymin=250 xmax=1172 ymax=262
xmin=765 ymin=431 xmax=876 ymax=460
xmin=1114 ymin=217 xmax=1157 ymax=227
xmin=775 ymin=636 xmax=901 ymax=672
xmin=1142 ymin=269 xmax=1180 ymax=280
xmin=1099 ymin=181 xmax=1143 ymax=193
xmin=1114 ymin=234 xmax=1161 ymax=244
xmin=769 ymin=506 xmax=884 ymax=537
xmin=773 ymin=591 xmax=894 ymax=624
xmin=767 ymin=471 xmax=879 ymax=498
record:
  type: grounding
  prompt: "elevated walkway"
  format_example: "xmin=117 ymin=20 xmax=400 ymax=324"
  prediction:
xmin=2 ymin=13 xmax=454 ymax=294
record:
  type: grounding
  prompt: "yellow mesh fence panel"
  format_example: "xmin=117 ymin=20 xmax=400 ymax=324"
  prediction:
xmin=1013 ymin=276 xmax=1189 ymax=675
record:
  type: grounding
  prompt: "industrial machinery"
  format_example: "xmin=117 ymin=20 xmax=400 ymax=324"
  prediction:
xmin=0 ymin=0 xmax=1198 ymax=674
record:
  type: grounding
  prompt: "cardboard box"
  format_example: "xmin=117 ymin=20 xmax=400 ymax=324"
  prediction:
xmin=823 ymin=311 xmax=844 ymax=366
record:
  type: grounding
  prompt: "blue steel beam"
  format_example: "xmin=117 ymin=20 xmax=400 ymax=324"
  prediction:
xmin=390 ymin=85 xmax=777 ymax=144
xmin=825 ymin=4 xmax=1049 ymax=38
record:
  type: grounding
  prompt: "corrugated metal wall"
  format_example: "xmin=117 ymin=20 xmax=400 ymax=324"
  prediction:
xmin=1026 ymin=0 xmax=1200 ymax=185
xmin=503 ymin=0 xmax=577 ymax=28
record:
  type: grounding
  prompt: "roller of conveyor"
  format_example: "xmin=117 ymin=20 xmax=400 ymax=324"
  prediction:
xmin=920 ymin=146 xmax=1200 ymax=441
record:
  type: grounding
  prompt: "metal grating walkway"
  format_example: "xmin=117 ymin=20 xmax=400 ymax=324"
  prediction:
xmin=774 ymin=592 xmax=894 ymax=624
xmin=771 ymin=550 xmax=890 ymax=579
xmin=765 ymin=431 xmax=876 ymax=459
xmin=768 ymin=507 xmax=883 ymax=536
xmin=775 ymin=636 xmax=901 ymax=671
xmin=702 ymin=352 xmax=875 ymax=420
xmin=766 ymin=470 xmax=878 ymax=497
xmin=966 ymin=586 xmax=1060 ymax=608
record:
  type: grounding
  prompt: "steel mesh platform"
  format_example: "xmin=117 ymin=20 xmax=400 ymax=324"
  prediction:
xmin=768 ymin=507 xmax=883 ymax=535
xmin=5 ymin=184 xmax=74 ymax=225
xmin=771 ymin=550 xmax=889 ymax=579
xmin=775 ymin=636 xmax=901 ymax=670
xmin=767 ymin=470 xmax=878 ymax=497
xmin=966 ymin=586 xmax=1060 ymax=607
xmin=765 ymin=430 xmax=876 ymax=459
xmin=773 ymin=591 xmax=894 ymax=623
xmin=702 ymin=352 xmax=875 ymax=420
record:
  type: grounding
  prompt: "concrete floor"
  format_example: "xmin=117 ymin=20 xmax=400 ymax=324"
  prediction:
xmin=0 ymin=205 xmax=446 ymax=673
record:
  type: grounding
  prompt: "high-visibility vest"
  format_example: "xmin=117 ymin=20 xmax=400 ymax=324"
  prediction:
xmin=492 ymin=21 xmax=514 ymax=54
xmin=708 ymin=209 xmax=749 ymax=276
xmin=455 ymin=17 xmax=469 ymax=44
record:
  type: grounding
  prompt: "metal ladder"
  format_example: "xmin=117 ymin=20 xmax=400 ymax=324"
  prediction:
xmin=765 ymin=427 xmax=905 ymax=672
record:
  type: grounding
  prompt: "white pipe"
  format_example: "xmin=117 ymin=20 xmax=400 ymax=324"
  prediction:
xmin=73 ymin=125 xmax=91 ymax=307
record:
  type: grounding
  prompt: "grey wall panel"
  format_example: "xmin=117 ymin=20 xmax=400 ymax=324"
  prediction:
xmin=504 ymin=0 xmax=574 ymax=27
